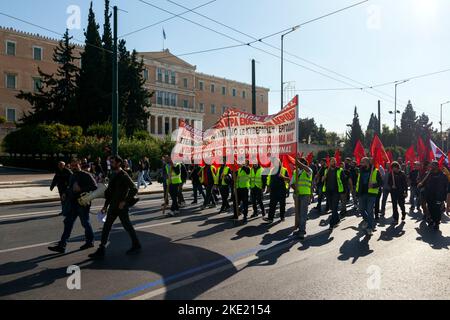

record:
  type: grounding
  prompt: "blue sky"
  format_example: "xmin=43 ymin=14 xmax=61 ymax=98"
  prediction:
xmin=2 ymin=0 xmax=450 ymax=134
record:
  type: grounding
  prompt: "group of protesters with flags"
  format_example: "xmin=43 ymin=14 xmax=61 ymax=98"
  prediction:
xmin=162 ymin=133 xmax=450 ymax=240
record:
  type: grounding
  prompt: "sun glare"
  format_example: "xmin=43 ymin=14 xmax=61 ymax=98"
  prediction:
xmin=412 ymin=0 xmax=438 ymax=19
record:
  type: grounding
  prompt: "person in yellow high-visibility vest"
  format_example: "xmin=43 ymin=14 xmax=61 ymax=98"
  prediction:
xmin=322 ymin=157 xmax=346 ymax=231
xmin=290 ymin=158 xmax=313 ymax=240
xmin=233 ymin=160 xmax=251 ymax=221
xmin=356 ymin=157 xmax=382 ymax=236
xmin=202 ymin=164 xmax=218 ymax=209
xmin=218 ymin=163 xmax=232 ymax=213
xmin=264 ymin=158 xmax=290 ymax=223
xmin=165 ymin=156 xmax=182 ymax=216
xmin=250 ymin=163 xmax=266 ymax=218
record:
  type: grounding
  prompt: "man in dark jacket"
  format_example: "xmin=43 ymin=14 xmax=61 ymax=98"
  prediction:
xmin=389 ymin=161 xmax=408 ymax=224
xmin=408 ymin=161 xmax=421 ymax=212
xmin=190 ymin=165 xmax=205 ymax=204
xmin=424 ymin=161 xmax=448 ymax=230
xmin=322 ymin=157 xmax=347 ymax=230
xmin=89 ymin=155 xmax=141 ymax=259
xmin=50 ymin=161 xmax=73 ymax=215
xmin=48 ymin=158 xmax=97 ymax=253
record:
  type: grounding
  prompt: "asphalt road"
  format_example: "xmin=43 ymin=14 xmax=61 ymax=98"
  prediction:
xmin=1 ymin=191 xmax=450 ymax=300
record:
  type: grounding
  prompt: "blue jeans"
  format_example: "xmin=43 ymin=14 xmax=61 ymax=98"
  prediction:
xmin=59 ymin=203 xmax=94 ymax=247
xmin=359 ymin=194 xmax=376 ymax=230
xmin=137 ymin=171 xmax=148 ymax=188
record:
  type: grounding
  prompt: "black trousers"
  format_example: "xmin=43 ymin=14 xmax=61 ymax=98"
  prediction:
xmin=178 ymin=183 xmax=185 ymax=204
xmin=234 ymin=188 xmax=249 ymax=218
xmin=204 ymin=184 xmax=216 ymax=206
xmin=391 ymin=191 xmax=406 ymax=221
xmin=327 ymin=192 xmax=341 ymax=227
xmin=192 ymin=183 xmax=205 ymax=202
xmin=251 ymin=187 xmax=265 ymax=216
xmin=219 ymin=185 xmax=230 ymax=211
xmin=374 ymin=190 xmax=382 ymax=218
xmin=100 ymin=207 xmax=140 ymax=248
xmin=268 ymin=189 xmax=286 ymax=220
xmin=427 ymin=199 xmax=442 ymax=224
xmin=169 ymin=184 xmax=180 ymax=211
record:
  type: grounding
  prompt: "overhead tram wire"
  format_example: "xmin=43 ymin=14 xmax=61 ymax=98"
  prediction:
xmin=0 ymin=11 xmax=113 ymax=54
xmin=164 ymin=0 xmax=448 ymax=121
xmin=119 ymin=0 xmax=217 ymax=38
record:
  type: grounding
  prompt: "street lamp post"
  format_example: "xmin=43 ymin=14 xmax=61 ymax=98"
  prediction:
xmin=440 ymin=101 xmax=450 ymax=151
xmin=281 ymin=26 xmax=300 ymax=110
xmin=393 ymin=80 xmax=409 ymax=145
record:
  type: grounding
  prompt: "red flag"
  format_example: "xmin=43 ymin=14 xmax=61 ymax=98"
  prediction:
xmin=353 ymin=140 xmax=366 ymax=165
xmin=405 ymin=146 xmax=416 ymax=169
xmin=281 ymin=155 xmax=293 ymax=178
xmin=370 ymin=135 xmax=389 ymax=168
xmin=386 ymin=151 xmax=394 ymax=164
xmin=438 ymin=155 xmax=446 ymax=169
xmin=417 ymin=137 xmax=428 ymax=162
xmin=335 ymin=149 xmax=342 ymax=167
xmin=306 ymin=152 xmax=314 ymax=165
xmin=429 ymin=150 xmax=435 ymax=161
xmin=326 ymin=155 xmax=331 ymax=167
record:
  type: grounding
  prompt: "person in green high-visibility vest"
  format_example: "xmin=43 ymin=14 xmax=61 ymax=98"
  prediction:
xmin=165 ymin=156 xmax=182 ymax=216
xmin=233 ymin=160 xmax=251 ymax=222
xmin=322 ymin=157 xmax=347 ymax=231
xmin=218 ymin=163 xmax=232 ymax=213
xmin=250 ymin=163 xmax=266 ymax=218
xmin=264 ymin=158 xmax=290 ymax=224
xmin=290 ymin=157 xmax=313 ymax=240
xmin=356 ymin=157 xmax=383 ymax=236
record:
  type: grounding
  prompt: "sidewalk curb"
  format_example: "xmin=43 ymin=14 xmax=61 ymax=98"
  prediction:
xmin=0 ymin=187 xmax=193 ymax=206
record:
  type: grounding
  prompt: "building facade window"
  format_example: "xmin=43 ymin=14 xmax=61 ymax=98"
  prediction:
xmin=183 ymin=78 xmax=188 ymax=88
xmin=199 ymin=81 xmax=204 ymax=91
xmin=164 ymin=70 xmax=170 ymax=83
xmin=6 ymin=73 xmax=17 ymax=89
xmin=171 ymin=71 xmax=176 ymax=85
xmin=211 ymin=84 xmax=215 ymax=93
xmin=33 ymin=77 xmax=42 ymax=92
xmin=157 ymin=91 xmax=163 ymax=105
xmin=183 ymin=100 xmax=189 ymax=109
xmin=222 ymin=86 xmax=226 ymax=95
xmin=261 ymin=95 xmax=264 ymax=103
xmin=33 ymin=46 xmax=43 ymax=61
xmin=232 ymin=88 xmax=237 ymax=97
xmin=222 ymin=105 xmax=227 ymax=114
xmin=157 ymin=68 xmax=163 ymax=82
xmin=211 ymin=104 xmax=216 ymax=114
xmin=170 ymin=93 xmax=177 ymax=107
xmin=143 ymin=68 xmax=149 ymax=81
xmin=242 ymin=91 xmax=246 ymax=99
xmin=6 ymin=41 xmax=16 ymax=56
xmin=164 ymin=92 xmax=170 ymax=105
xmin=199 ymin=103 xmax=204 ymax=112
xmin=6 ymin=108 xmax=16 ymax=122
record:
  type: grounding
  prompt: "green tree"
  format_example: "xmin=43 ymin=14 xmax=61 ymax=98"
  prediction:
xmin=365 ymin=113 xmax=379 ymax=145
xmin=399 ymin=100 xmax=417 ymax=148
xmin=381 ymin=124 xmax=395 ymax=147
xmin=76 ymin=2 xmax=107 ymax=129
xmin=344 ymin=106 xmax=364 ymax=155
xmin=17 ymin=29 xmax=79 ymax=125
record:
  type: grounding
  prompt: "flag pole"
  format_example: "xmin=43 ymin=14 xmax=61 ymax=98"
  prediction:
xmin=294 ymin=95 xmax=300 ymax=229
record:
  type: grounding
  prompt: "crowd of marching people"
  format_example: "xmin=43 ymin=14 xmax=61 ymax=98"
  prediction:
xmin=162 ymin=154 xmax=450 ymax=240
xmin=47 ymin=152 xmax=450 ymax=258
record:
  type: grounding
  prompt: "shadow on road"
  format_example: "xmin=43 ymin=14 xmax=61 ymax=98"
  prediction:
xmin=337 ymin=227 xmax=374 ymax=264
xmin=377 ymin=222 xmax=406 ymax=242
xmin=415 ymin=221 xmax=450 ymax=250
xmin=0 ymin=231 xmax=239 ymax=300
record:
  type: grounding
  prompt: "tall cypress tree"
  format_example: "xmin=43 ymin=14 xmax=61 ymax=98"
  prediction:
xmin=345 ymin=106 xmax=364 ymax=155
xmin=365 ymin=113 xmax=379 ymax=144
xmin=17 ymin=29 xmax=79 ymax=125
xmin=102 ymin=0 xmax=113 ymax=116
xmin=399 ymin=100 xmax=417 ymax=148
xmin=76 ymin=1 xmax=106 ymax=128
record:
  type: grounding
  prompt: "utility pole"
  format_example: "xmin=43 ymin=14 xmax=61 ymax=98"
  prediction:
xmin=112 ymin=6 xmax=119 ymax=156
xmin=281 ymin=26 xmax=299 ymax=110
xmin=252 ymin=59 xmax=256 ymax=115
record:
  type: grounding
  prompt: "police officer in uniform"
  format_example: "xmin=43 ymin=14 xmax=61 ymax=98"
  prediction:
xmin=291 ymin=158 xmax=313 ymax=240
xmin=233 ymin=161 xmax=251 ymax=222
xmin=250 ymin=163 xmax=265 ymax=217
xmin=264 ymin=158 xmax=290 ymax=223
